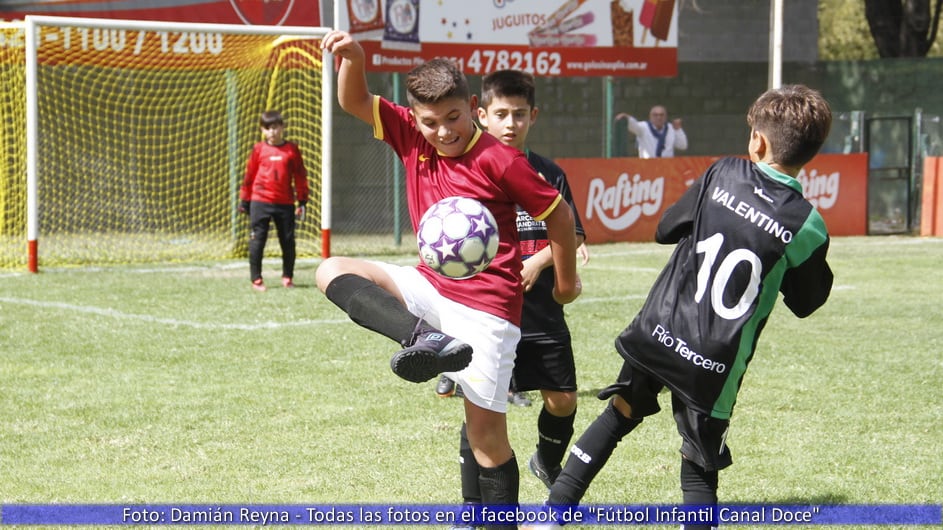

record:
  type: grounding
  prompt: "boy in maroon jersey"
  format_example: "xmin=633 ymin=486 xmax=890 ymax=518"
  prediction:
xmin=238 ymin=110 xmax=309 ymax=291
xmin=436 ymin=70 xmax=587 ymax=525
xmin=318 ymin=30 xmax=580 ymax=527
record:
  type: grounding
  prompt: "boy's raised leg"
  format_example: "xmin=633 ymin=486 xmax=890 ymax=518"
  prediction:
xmin=322 ymin=271 xmax=472 ymax=382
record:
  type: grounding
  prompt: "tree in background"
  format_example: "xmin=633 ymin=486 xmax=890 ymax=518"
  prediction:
xmin=865 ymin=0 xmax=943 ymax=56
xmin=820 ymin=0 xmax=943 ymax=59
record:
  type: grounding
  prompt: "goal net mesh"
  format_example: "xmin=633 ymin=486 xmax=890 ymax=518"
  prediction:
xmin=3 ymin=18 xmax=326 ymax=269
xmin=1 ymin=23 xmax=28 ymax=269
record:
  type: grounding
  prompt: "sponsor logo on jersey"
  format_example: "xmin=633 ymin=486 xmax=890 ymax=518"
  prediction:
xmin=516 ymin=210 xmax=542 ymax=231
xmin=584 ymin=173 xmax=664 ymax=230
xmin=652 ymin=324 xmax=726 ymax=374
xmin=753 ymin=186 xmax=775 ymax=204
xmin=520 ymin=239 xmax=549 ymax=257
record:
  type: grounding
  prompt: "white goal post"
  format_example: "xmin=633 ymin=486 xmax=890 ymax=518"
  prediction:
xmin=23 ymin=15 xmax=334 ymax=272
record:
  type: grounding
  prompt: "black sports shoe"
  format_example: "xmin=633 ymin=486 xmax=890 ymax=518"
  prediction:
xmin=390 ymin=330 xmax=472 ymax=383
xmin=528 ymin=451 xmax=562 ymax=490
xmin=436 ymin=375 xmax=456 ymax=397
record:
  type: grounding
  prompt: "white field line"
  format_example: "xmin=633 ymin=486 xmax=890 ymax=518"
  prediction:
xmin=33 ymin=256 xmax=423 ymax=275
xmin=572 ymin=294 xmax=648 ymax=304
xmin=0 ymin=284 xmax=859 ymax=332
xmin=0 ymin=297 xmax=348 ymax=330
xmin=582 ymin=265 xmax=660 ymax=273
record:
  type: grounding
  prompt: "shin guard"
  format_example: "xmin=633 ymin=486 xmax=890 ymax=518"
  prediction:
xmin=537 ymin=406 xmax=576 ymax=471
xmin=478 ymin=454 xmax=519 ymax=530
xmin=548 ymin=402 xmax=641 ymax=505
xmin=679 ymin=457 xmax=718 ymax=530
xmin=459 ymin=423 xmax=482 ymax=503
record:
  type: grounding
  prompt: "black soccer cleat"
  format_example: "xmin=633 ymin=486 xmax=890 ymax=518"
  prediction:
xmin=390 ymin=330 xmax=472 ymax=383
xmin=528 ymin=451 xmax=562 ymax=491
xmin=435 ymin=375 xmax=457 ymax=397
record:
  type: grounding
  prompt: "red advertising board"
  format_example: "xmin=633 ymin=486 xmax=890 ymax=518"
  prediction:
xmin=0 ymin=0 xmax=320 ymax=26
xmin=558 ymin=153 xmax=869 ymax=243
xmin=339 ymin=0 xmax=678 ymax=77
xmin=358 ymin=39 xmax=676 ymax=78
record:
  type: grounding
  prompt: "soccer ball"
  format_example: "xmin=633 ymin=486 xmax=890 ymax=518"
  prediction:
xmin=417 ymin=196 xmax=500 ymax=279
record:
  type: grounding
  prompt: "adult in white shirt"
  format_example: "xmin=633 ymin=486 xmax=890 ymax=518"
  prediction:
xmin=615 ymin=105 xmax=688 ymax=158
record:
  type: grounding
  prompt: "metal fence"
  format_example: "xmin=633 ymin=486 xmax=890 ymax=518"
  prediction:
xmin=328 ymin=76 xmax=942 ymax=249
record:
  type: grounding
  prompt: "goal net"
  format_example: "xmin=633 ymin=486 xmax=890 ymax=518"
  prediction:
xmin=1 ymin=21 xmax=28 ymax=270
xmin=11 ymin=16 xmax=331 ymax=271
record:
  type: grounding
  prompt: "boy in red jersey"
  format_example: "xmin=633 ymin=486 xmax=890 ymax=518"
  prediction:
xmin=238 ymin=110 xmax=309 ymax=291
xmin=318 ymin=31 xmax=580 ymax=527
xmin=439 ymin=70 xmax=587 ymax=526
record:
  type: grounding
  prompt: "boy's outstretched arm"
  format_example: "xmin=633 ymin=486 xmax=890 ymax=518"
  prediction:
xmin=321 ymin=30 xmax=374 ymax=127
xmin=543 ymin=202 xmax=580 ymax=304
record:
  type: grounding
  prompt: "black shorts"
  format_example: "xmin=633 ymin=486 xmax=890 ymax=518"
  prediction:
xmin=598 ymin=360 xmax=733 ymax=471
xmin=511 ymin=334 xmax=577 ymax=392
xmin=250 ymin=201 xmax=295 ymax=238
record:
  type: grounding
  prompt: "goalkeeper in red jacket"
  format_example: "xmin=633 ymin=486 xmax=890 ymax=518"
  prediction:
xmin=238 ymin=110 xmax=310 ymax=291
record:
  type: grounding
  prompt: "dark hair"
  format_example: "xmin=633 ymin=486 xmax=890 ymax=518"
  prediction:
xmin=405 ymin=58 xmax=469 ymax=106
xmin=480 ymin=69 xmax=536 ymax=109
xmin=747 ymin=84 xmax=832 ymax=168
xmin=260 ymin=110 xmax=284 ymax=127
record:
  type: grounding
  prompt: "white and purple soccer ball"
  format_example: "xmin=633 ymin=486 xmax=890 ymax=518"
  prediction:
xmin=417 ymin=196 xmax=500 ymax=279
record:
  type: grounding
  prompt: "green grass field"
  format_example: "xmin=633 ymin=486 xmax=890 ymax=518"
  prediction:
xmin=1 ymin=236 xmax=941 ymax=529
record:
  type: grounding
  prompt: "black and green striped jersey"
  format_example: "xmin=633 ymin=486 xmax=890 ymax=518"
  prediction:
xmin=616 ymin=157 xmax=833 ymax=419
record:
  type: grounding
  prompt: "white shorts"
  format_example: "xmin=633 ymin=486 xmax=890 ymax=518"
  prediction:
xmin=374 ymin=261 xmax=520 ymax=413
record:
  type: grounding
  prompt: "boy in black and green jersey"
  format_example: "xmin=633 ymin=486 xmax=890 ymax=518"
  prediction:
xmin=526 ymin=84 xmax=833 ymax=530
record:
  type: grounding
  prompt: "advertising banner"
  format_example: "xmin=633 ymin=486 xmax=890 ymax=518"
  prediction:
xmin=338 ymin=0 xmax=678 ymax=77
xmin=558 ymin=153 xmax=868 ymax=243
xmin=0 ymin=0 xmax=320 ymax=26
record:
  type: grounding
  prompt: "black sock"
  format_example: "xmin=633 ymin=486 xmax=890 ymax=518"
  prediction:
xmin=478 ymin=454 xmax=519 ymax=530
xmin=323 ymin=273 xmax=421 ymax=346
xmin=679 ymin=457 xmax=718 ymax=530
xmin=548 ymin=402 xmax=641 ymax=505
xmin=459 ymin=423 xmax=482 ymax=503
xmin=537 ymin=406 xmax=576 ymax=471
